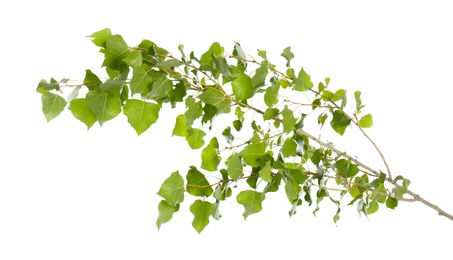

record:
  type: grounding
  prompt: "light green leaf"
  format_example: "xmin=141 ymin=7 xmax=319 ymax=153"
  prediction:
xmin=172 ymin=114 xmax=189 ymax=137
xmin=198 ymin=88 xmax=231 ymax=114
xmin=330 ymin=110 xmax=351 ymax=135
xmin=227 ymin=153 xmax=243 ymax=181
xmin=123 ymin=99 xmax=160 ymax=135
xmin=186 ymin=166 xmax=213 ymax=197
xmin=41 ymin=92 xmax=67 ymax=122
xmin=240 ymin=142 xmax=266 ymax=167
xmin=264 ymin=79 xmax=280 ymax=107
xmin=88 ymin=28 xmax=112 ymax=47
xmin=130 ymin=66 xmax=153 ymax=96
xmin=84 ymin=69 xmax=102 ymax=90
xmin=102 ymin=34 xmax=129 ymax=70
xmin=236 ymin=190 xmax=265 ymax=219
xmin=186 ymin=128 xmax=206 ymax=149
xmin=285 ymin=178 xmax=301 ymax=202
xmin=156 ymin=59 xmax=182 ymax=68
xmin=282 ymin=106 xmax=296 ymax=132
xmin=258 ymin=49 xmax=267 ymax=60
xmin=200 ymin=42 xmax=222 ymax=71
xmin=214 ymin=56 xmax=233 ymax=79
xmin=99 ymin=79 xmax=124 ymax=97
xmin=85 ymin=90 xmax=121 ymax=126
xmin=123 ymin=50 xmax=142 ymax=68
xmin=263 ymin=108 xmax=279 ymax=121
xmin=190 ymin=200 xmax=213 ymax=233
xmin=259 ymin=161 xmax=273 ymax=182
xmin=367 ymin=200 xmax=379 ymax=214
xmin=157 ymin=171 xmax=185 ymax=206
xmin=281 ymin=46 xmax=294 ymax=67
xmin=156 ymin=200 xmax=178 ymax=230
xmin=69 ymin=98 xmax=97 ymax=129
xmin=148 ymin=78 xmax=172 ymax=99
xmin=294 ymin=67 xmax=313 ymax=91
xmin=252 ymin=61 xmax=268 ymax=89
xmin=232 ymin=72 xmax=253 ymax=100
xmin=358 ymin=114 xmax=373 ymax=128
xmin=201 ymin=144 xmax=219 ymax=172
xmin=184 ymin=96 xmax=203 ymax=127
xmin=281 ymin=138 xmax=297 ymax=157
xmin=354 ymin=91 xmax=365 ymax=114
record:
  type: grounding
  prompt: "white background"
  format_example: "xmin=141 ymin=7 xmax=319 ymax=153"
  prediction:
xmin=1 ymin=0 xmax=452 ymax=259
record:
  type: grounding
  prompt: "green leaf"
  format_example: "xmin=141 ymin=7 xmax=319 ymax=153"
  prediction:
xmin=281 ymin=46 xmax=294 ymax=67
xmin=37 ymin=79 xmax=59 ymax=91
xmin=330 ymin=110 xmax=351 ymax=135
xmin=156 ymin=59 xmax=182 ymax=68
xmin=222 ymin=127 xmax=234 ymax=145
xmin=148 ymin=78 xmax=173 ymax=99
xmin=200 ymin=42 xmax=222 ymax=71
xmin=281 ymin=106 xmax=296 ymax=132
xmin=264 ymin=79 xmax=280 ymax=107
xmin=214 ymin=56 xmax=233 ymax=79
xmin=252 ymin=61 xmax=268 ymax=89
xmin=294 ymin=67 xmax=313 ymax=91
xmin=240 ymin=142 xmax=266 ymax=167
xmin=386 ymin=196 xmax=398 ymax=209
xmin=186 ymin=166 xmax=213 ymax=197
xmin=123 ymin=99 xmax=160 ymax=135
xmin=334 ymin=159 xmax=359 ymax=178
xmin=69 ymin=98 xmax=97 ymax=129
xmin=367 ymin=200 xmax=379 ymax=214
xmin=258 ymin=49 xmax=267 ymax=60
xmin=190 ymin=200 xmax=213 ymax=233
xmin=281 ymin=138 xmax=297 ymax=157
xmin=186 ymin=128 xmax=206 ymax=149
xmin=41 ymin=92 xmax=67 ymax=122
xmin=86 ymin=89 xmax=122 ymax=126
xmin=232 ymin=72 xmax=253 ymax=100
xmin=227 ymin=153 xmax=243 ymax=181
xmin=100 ymin=79 xmax=124 ymax=97
xmin=285 ymin=178 xmax=301 ymax=202
xmin=88 ymin=28 xmax=112 ymax=47
xmin=201 ymin=144 xmax=219 ymax=172
xmin=236 ymin=190 xmax=265 ymax=219
xmin=332 ymin=89 xmax=345 ymax=102
xmin=184 ymin=96 xmax=203 ymax=127
xmin=156 ymin=200 xmax=178 ymax=230
xmin=358 ymin=114 xmax=373 ymax=128
xmin=233 ymin=42 xmax=246 ymax=64
xmin=259 ymin=161 xmax=273 ymax=182
xmin=354 ymin=91 xmax=365 ymax=114
xmin=157 ymin=171 xmax=185 ymax=206
xmin=123 ymin=50 xmax=142 ymax=68
xmin=130 ymin=66 xmax=153 ymax=96
xmin=198 ymin=88 xmax=231 ymax=114
xmin=84 ymin=69 xmax=102 ymax=90
xmin=172 ymin=114 xmax=189 ymax=137
xmin=102 ymin=34 xmax=129 ymax=70
xmin=263 ymin=108 xmax=279 ymax=121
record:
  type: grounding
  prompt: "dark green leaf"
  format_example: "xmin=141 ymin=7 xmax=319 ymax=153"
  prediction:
xmin=386 ymin=196 xmax=398 ymax=209
xmin=37 ymin=79 xmax=59 ymax=91
xmin=222 ymin=126 xmax=234 ymax=145
xmin=198 ymin=88 xmax=231 ymax=114
xmin=237 ymin=190 xmax=265 ymax=219
xmin=123 ymin=99 xmax=160 ymax=135
xmin=69 ymin=98 xmax=97 ymax=129
xmin=330 ymin=110 xmax=351 ymax=135
xmin=335 ymin=159 xmax=359 ymax=178
xmin=186 ymin=166 xmax=213 ymax=197
xmin=190 ymin=200 xmax=213 ymax=233
xmin=157 ymin=171 xmax=185 ymax=206
xmin=41 ymin=92 xmax=67 ymax=122
xmin=214 ymin=56 xmax=233 ymax=79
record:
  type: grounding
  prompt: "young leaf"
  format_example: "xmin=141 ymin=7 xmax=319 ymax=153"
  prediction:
xmin=41 ymin=92 xmax=67 ymax=122
xmin=259 ymin=161 xmax=273 ymax=182
xmin=221 ymin=127 xmax=234 ymax=145
xmin=156 ymin=200 xmax=178 ymax=230
xmin=227 ymin=153 xmax=243 ymax=181
xmin=201 ymin=144 xmax=219 ymax=171
xmin=354 ymin=91 xmax=365 ymax=114
xmin=294 ymin=67 xmax=313 ymax=91
xmin=236 ymin=190 xmax=266 ymax=219
xmin=184 ymin=96 xmax=203 ymax=127
xmin=282 ymin=106 xmax=296 ymax=132
xmin=157 ymin=171 xmax=185 ymax=206
xmin=190 ymin=200 xmax=213 ymax=233
xmin=186 ymin=166 xmax=213 ymax=197
xmin=358 ymin=114 xmax=373 ymax=128
xmin=251 ymin=61 xmax=268 ymax=89
xmin=264 ymin=79 xmax=280 ymax=107
xmin=69 ymin=98 xmax=97 ymax=129
xmin=123 ymin=99 xmax=160 ymax=135
xmin=281 ymin=138 xmax=297 ymax=157
xmin=240 ymin=142 xmax=266 ymax=167
xmin=88 ymin=28 xmax=112 ymax=47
